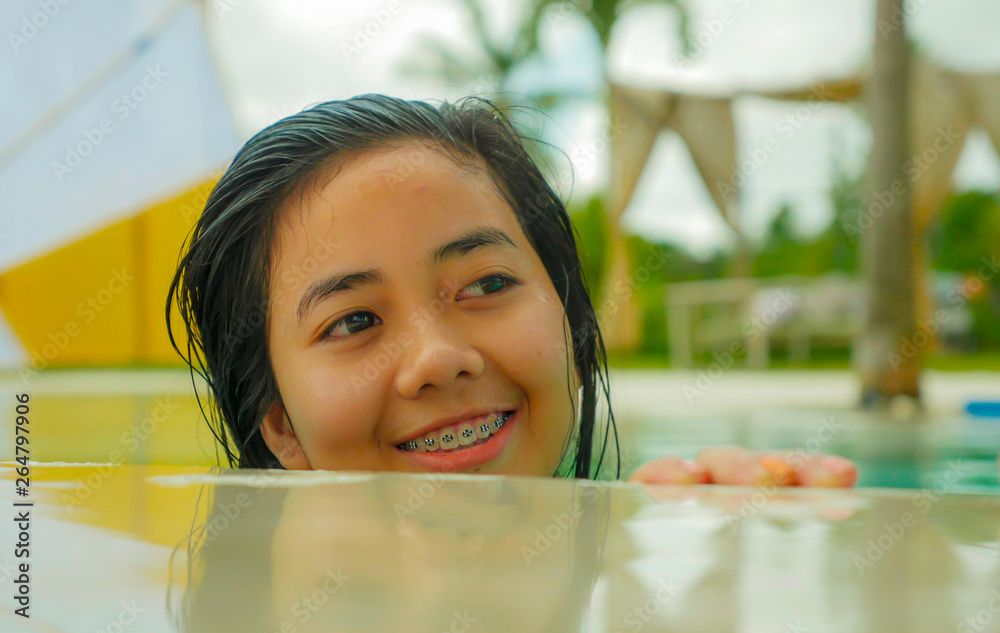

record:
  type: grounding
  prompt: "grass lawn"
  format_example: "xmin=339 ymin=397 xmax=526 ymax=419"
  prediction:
xmin=607 ymin=348 xmax=1000 ymax=371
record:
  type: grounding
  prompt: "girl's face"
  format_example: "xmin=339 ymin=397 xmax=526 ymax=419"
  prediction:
xmin=260 ymin=142 xmax=580 ymax=477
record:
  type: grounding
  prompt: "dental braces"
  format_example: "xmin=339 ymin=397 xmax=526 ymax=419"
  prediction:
xmin=397 ymin=412 xmax=511 ymax=452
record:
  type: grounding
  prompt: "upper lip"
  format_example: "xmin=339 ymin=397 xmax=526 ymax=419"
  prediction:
xmin=396 ymin=406 xmax=516 ymax=444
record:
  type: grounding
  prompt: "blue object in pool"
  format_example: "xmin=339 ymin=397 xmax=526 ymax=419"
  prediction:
xmin=965 ymin=401 xmax=1000 ymax=418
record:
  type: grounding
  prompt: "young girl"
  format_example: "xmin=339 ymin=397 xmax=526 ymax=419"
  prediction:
xmin=166 ymin=94 xmax=857 ymax=488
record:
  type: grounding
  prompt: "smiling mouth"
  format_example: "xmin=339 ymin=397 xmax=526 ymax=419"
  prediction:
xmin=396 ymin=410 xmax=514 ymax=453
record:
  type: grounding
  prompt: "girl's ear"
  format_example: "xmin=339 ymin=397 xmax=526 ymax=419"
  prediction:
xmin=260 ymin=400 xmax=312 ymax=470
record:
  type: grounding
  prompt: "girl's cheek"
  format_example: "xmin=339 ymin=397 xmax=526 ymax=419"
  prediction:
xmin=293 ymin=359 xmax=379 ymax=452
xmin=488 ymin=286 xmax=556 ymax=368
xmin=505 ymin=286 xmax=576 ymax=416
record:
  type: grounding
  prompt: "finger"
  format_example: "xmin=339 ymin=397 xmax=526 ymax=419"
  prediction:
xmin=795 ymin=454 xmax=858 ymax=488
xmin=695 ymin=447 xmax=782 ymax=486
xmin=759 ymin=454 xmax=799 ymax=486
xmin=628 ymin=456 xmax=711 ymax=485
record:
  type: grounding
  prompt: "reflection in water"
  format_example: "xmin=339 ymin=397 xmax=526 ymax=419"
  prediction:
xmin=163 ymin=468 xmax=1000 ymax=633
xmin=171 ymin=470 xmax=611 ymax=633
xmin=3 ymin=464 xmax=997 ymax=632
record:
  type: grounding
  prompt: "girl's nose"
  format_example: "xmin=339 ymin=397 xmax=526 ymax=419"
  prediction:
xmin=393 ymin=316 xmax=485 ymax=398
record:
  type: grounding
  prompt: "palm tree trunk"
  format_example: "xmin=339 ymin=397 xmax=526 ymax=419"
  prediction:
xmin=858 ymin=0 xmax=921 ymax=408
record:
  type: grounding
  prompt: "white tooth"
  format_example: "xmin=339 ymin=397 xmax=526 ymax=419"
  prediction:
xmin=423 ymin=429 xmax=440 ymax=451
xmin=476 ymin=414 xmax=496 ymax=439
xmin=439 ymin=427 xmax=459 ymax=450
xmin=414 ymin=442 xmax=428 ymax=453
xmin=457 ymin=422 xmax=477 ymax=446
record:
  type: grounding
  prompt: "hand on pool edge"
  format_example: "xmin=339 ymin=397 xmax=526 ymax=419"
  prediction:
xmin=627 ymin=446 xmax=858 ymax=488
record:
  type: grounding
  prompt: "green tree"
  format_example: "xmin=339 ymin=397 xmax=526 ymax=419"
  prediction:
xmin=930 ymin=191 xmax=1000 ymax=272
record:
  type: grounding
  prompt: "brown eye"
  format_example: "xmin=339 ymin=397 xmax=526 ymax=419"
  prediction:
xmin=323 ymin=312 xmax=381 ymax=340
xmin=461 ymin=274 xmax=518 ymax=299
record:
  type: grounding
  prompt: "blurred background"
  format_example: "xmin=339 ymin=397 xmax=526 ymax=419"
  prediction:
xmin=1 ymin=0 xmax=999 ymax=490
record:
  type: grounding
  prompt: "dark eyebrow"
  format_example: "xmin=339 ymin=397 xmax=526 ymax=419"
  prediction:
xmin=431 ymin=226 xmax=516 ymax=265
xmin=295 ymin=227 xmax=517 ymax=324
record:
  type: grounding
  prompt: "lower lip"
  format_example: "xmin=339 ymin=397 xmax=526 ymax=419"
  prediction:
xmin=397 ymin=408 xmax=519 ymax=472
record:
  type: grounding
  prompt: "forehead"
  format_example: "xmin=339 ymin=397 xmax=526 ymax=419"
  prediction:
xmin=271 ymin=143 xmax=519 ymax=267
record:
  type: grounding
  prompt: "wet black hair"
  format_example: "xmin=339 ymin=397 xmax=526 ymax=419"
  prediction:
xmin=166 ymin=94 xmax=619 ymax=479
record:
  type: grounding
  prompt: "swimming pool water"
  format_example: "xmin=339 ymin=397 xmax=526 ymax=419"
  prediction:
xmin=624 ymin=408 xmax=1000 ymax=493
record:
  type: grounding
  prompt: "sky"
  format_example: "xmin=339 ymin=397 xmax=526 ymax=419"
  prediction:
xmin=201 ymin=0 xmax=1000 ymax=258
xmin=0 ymin=0 xmax=996 ymax=366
